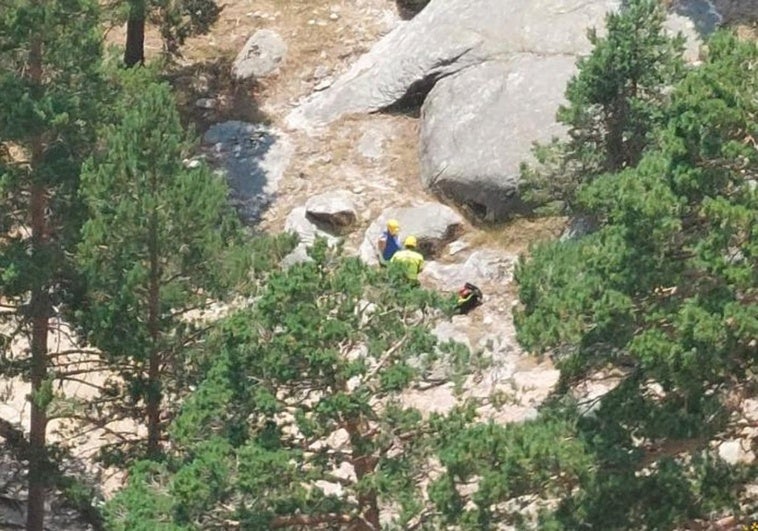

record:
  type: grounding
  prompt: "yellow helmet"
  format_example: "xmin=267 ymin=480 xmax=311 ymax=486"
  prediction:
xmin=404 ymin=235 xmax=417 ymax=248
xmin=387 ymin=219 xmax=400 ymax=235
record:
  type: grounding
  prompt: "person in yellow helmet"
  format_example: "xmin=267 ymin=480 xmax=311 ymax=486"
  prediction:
xmin=377 ymin=219 xmax=401 ymax=265
xmin=391 ymin=235 xmax=425 ymax=282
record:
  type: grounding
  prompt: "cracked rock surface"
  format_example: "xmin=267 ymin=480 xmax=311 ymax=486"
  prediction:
xmin=287 ymin=0 xmax=720 ymax=220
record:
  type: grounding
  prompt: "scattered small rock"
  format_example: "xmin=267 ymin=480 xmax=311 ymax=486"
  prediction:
xmin=357 ymin=128 xmax=386 ymax=160
xmin=232 ymin=29 xmax=287 ymax=81
xmin=312 ymin=65 xmax=330 ymax=80
xmin=447 ymin=240 xmax=470 ymax=256
xmin=305 ymin=190 xmax=358 ymax=230
xmin=718 ymin=439 xmax=755 ymax=465
xmin=191 ymin=74 xmax=210 ymax=94
xmin=195 ymin=97 xmax=216 ymax=109
xmin=314 ymin=78 xmax=334 ymax=91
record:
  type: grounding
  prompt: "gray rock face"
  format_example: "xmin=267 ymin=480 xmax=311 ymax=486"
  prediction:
xmin=202 ymin=121 xmax=292 ymax=224
xmin=305 ymin=190 xmax=358 ymax=230
xmin=287 ymin=0 xmax=618 ymax=129
xmin=287 ymin=0 xmax=719 ymax=220
xmin=282 ymin=206 xmax=342 ymax=268
xmin=420 ymin=55 xmax=577 ymax=220
xmin=359 ymin=202 xmax=464 ymax=264
xmin=232 ymin=29 xmax=287 ymax=81
xmin=423 ymin=249 xmax=517 ymax=287
xmin=280 ymin=243 xmax=313 ymax=269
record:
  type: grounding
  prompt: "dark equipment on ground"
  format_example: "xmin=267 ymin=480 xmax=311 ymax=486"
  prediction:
xmin=455 ymin=282 xmax=483 ymax=314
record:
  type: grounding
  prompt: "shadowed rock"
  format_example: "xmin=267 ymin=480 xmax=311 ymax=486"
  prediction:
xmin=202 ymin=121 xmax=292 ymax=224
xmin=305 ymin=190 xmax=358 ymax=230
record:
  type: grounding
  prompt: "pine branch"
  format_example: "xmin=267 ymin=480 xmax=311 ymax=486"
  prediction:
xmin=365 ymin=336 xmax=408 ymax=383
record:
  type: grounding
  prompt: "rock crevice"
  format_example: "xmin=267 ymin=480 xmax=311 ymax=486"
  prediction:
xmin=287 ymin=0 xmax=719 ymax=220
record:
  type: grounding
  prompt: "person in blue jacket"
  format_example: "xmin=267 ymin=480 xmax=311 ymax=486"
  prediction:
xmin=377 ymin=219 xmax=401 ymax=265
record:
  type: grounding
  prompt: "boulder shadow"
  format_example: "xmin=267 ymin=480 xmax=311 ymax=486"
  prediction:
xmin=166 ymin=57 xmax=270 ymax=135
xmin=379 ymin=73 xmax=439 ymax=118
xmin=670 ymin=0 xmax=724 ymax=38
xmin=394 ymin=0 xmax=431 ymax=20
xmin=167 ymin=59 xmax=285 ymax=226
xmin=202 ymin=121 xmax=284 ymax=225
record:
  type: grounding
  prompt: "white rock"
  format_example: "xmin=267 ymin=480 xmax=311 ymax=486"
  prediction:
xmin=305 ymin=190 xmax=358 ymax=229
xmin=285 ymin=206 xmax=340 ymax=247
xmin=718 ymin=440 xmax=755 ymax=465
xmin=195 ymin=97 xmax=216 ymax=109
xmin=447 ymin=240 xmax=470 ymax=256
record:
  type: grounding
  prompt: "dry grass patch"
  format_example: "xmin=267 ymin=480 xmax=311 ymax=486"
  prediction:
xmin=466 ymin=216 xmax=568 ymax=255
xmin=259 ymin=112 xmax=432 ymax=236
xmin=176 ymin=0 xmax=397 ymax=113
xmin=735 ymin=22 xmax=758 ymax=41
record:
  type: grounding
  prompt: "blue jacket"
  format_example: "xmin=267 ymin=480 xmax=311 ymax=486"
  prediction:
xmin=380 ymin=230 xmax=401 ymax=262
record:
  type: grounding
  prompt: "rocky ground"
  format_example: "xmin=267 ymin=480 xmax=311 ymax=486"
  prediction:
xmin=162 ymin=0 xmax=571 ymax=424
xmin=1 ymin=0 xmax=755 ymax=527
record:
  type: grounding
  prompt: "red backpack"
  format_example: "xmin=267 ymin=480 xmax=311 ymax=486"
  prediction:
xmin=456 ymin=282 xmax=483 ymax=314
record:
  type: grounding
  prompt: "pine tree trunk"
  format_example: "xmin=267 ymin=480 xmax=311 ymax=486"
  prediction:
xmin=28 ymin=186 xmax=49 ymax=529
xmin=146 ymin=210 xmax=161 ymax=458
xmin=26 ymin=32 xmax=49 ymax=531
xmin=346 ymin=417 xmax=380 ymax=530
xmin=605 ymin=95 xmax=631 ymax=171
xmin=124 ymin=0 xmax=146 ymax=67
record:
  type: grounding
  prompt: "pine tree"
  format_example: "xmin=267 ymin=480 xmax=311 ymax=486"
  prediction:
xmin=74 ymin=70 xmax=255 ymax=460
xmin=105 ymin=244 xmax=477 ymax=529
xmin=520 ymin=0 xmax=685 ymax=214
xmin=0 ymin=0 xmax=103 ymax=528
xmin=117 ymin=0 xmax=222 ymax=66
xmin=513 ymin=31 xmax=757 ymax=528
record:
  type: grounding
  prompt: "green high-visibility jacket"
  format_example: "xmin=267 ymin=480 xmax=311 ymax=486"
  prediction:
xmin=391 ymin=249 xmax=424 ymax=281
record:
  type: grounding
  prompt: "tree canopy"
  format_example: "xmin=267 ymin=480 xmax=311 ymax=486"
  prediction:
xmin=513 ymin=29 xmax=757 ymax=529
xmin=520 ymin=0 xmax=685 ymax=214
xmin=105 ymin=244 xmax=476 ymax=529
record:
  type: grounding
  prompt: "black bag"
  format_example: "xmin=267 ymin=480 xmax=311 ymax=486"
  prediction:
xmin=455 ymin=282 xmax=483 ymax=314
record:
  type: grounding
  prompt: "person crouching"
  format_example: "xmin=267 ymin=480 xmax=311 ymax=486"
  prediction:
xmin=391 ymin=235 xmax=424 ymax=283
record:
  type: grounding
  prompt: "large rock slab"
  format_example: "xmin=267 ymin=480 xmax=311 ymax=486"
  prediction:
xmin=287 ymin=0 xmax=719 ymax=220
xmin=359 ymin=202 xmax=464 ymax=265
xmin=202 ymin=121 xmax=292 ymax=224
xmin=286 ymin=0 xmax=619 ymax=129
xmin=420 ymin=55 xmax=576 ymax=220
